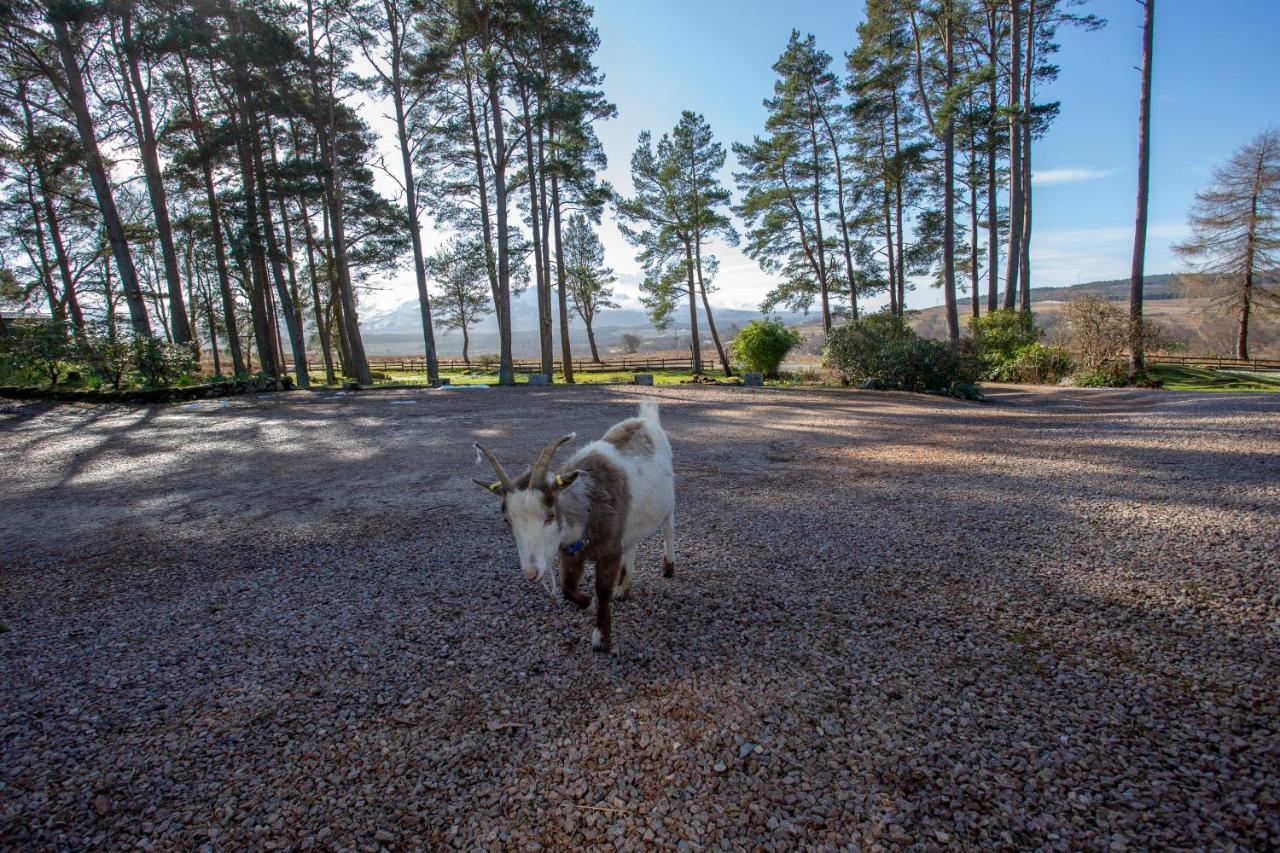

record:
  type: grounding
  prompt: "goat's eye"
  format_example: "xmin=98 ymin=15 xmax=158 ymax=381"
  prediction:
xmin=545 ymin=511 xmax=556 ymax=523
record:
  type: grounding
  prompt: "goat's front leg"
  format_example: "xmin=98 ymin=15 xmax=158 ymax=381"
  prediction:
xmin=559 ymin=553 xmax=591 ymax=610
xmin=592 ymin=552 xmax=621 ymax=652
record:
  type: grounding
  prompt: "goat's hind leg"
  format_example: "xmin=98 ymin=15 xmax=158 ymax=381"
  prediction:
xmin=616 ymin=546 xmax=636 ymax=601
xmin=661 ymin=513 xmax=676 ymax=578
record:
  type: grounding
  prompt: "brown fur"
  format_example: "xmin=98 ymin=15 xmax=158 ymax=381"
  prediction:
xmin=603 ymin=420 xmax=654 ymax=458
xmin=554 ymin=451 xmax=630 ymax=650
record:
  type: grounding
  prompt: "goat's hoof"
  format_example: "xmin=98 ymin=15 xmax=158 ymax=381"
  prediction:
xmin=615 ymin=586 xmax=630 ymax=601
xmin=662 ymin=560 xmax=675 ymax=578
xmin=591 ymin=629 xmax=611 ymax=653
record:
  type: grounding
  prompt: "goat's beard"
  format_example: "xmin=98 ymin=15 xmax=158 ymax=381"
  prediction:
xmin=541 ymin=560 xmax=562 ymax=597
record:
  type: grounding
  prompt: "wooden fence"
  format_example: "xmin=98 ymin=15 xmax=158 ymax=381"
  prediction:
xmin=365 ymin=355 xmax=696 ymax=375
xmin=1142 ymin=354 xmax=1280 ymax=371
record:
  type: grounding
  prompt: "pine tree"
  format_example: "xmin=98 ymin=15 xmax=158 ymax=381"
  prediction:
xmin=563 ymin=213 xmax=618 ymax=362
xmin=426 ymin=237 xmax=491 ymax=366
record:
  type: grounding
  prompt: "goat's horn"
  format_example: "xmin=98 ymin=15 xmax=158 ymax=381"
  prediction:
xmin=474 ymin=442 xmax=511 ymax=493
xmin=529 ymin=433 xmax=575 ymax=488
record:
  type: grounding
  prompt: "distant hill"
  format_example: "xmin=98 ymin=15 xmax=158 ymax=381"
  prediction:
xmin=903 ymin=273 xmax=1278 ymax=358
xmin=1028 ymin=273 xmax=1193 ymax=303
xmin=360 ymin=288 xmax=805 ymax=358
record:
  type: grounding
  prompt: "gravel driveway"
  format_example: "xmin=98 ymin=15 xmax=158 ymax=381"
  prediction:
xmin=2 ymin=385 xmax=1277 ymax=849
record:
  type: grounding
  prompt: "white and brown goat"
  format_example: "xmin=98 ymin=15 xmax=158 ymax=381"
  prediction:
xmin=473 ymin=400 xmax=675 ymax=652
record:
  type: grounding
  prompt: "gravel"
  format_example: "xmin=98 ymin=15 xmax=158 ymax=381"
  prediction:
xmin=1 ymin=384 xmax=1278 ymax=849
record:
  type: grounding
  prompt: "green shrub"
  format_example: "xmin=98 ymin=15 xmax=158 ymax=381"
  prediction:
xmin=970 ymin=309 xmax=1038 ymax=363
xmin=970 ymin=309 xmax=1045 ymax=380
xmin=76 ymin=321 xmax=132 ymax=391
xmin=1008 ymin=343 xmax=1074 ymax=384
xmin=131 ymin=337 xmax=198 ymax=389
xmin=730 ymin=319 xmax=802 ymax=379
xmin=871 ymin=337 xmax=979 ymax=393
xmin=0 ymin=319 xmax=72 ymax=387
xmin=823 ymin=312 xmax=914 ymax=383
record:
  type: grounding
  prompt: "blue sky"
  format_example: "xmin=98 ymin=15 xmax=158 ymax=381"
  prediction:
xmin=580 ymin=0 xmax=1280 ymax=313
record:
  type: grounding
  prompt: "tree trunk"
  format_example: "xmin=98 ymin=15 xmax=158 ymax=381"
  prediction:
xmin=25 ymin=178 xmax=67 ymax=327
xmin=205 ymin=291 xmax=221 ymax=376
xmin=683 ymin=241 xmax=703 ymax=374
xmin=461 ymin=324 xmax=470 ymax=365
xmin=522 ymin=92 xmax=553 ymax=380
xmin=484 ymin=72 xmax=515 ymax=386
xmin=942 ymin=4 xmax=960 ymax=344
xmin=49 ymin=13 xmax=151 ymax=337
xmin=551 ymin=171 xmax=576 ymax=384
xmin=891 ymin=91 xmax=907 ymax=315
xmin=387 ymin=9 xmax=439 ymax=383
xmin=301 ymin=196 xmax=336 ymax=384
xmin=585 ymin=321 xmax=600 ymax=362
xmin=970 ymin=160 xmax=981 ymax=319
xmin=250 ymin=109 xmax=309 ymax=387
xmin=459 ymin=48 xmax=505 ymax=382
xmin=817 ymin=100 xmax=858 ymax=319
xmin=879 ymin=123 xmax=897 ymax=315
xmin=986 ymin=68 xmax=1000 ymax=314
xmin=231 ymin=105 xmax=280 ymax=377
xmin=808 ymin=117 xmax=831 ymax=333
xmin=19 ymin=87 xmax=83 ymax=335
xmin=184 ymin=58 xmax=244 ymax=374
xmin=120 ymin=13 xmax=190 ymax=344
xmin=1003 ymin=0 xmax=1024 ymax=311
xmin=1018 ymin=0 xmax=1034 ymax=313
xmin=1128 ymin=0 xmax=1155 ymax=372
xmin=1238 ymin=174 xmax=1261 ymax=360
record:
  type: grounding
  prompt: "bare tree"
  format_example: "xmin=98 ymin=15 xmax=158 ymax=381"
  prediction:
xmin=1172 ymin=128 xmax=1280 ymax=360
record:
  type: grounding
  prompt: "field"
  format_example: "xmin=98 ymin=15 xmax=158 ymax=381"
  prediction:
xmin=2 ymin=385 xmax=1278 ymax=847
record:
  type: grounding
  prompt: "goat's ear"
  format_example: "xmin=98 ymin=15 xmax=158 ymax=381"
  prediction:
xmin=551 ymin=470 xmax=583 ymax=492
xmin=473 ymin=478 xmax=506 ymax=495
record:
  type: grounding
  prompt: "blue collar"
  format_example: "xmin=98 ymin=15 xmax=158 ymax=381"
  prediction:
xmin=560 ymin=537 xmax=589 ymax=556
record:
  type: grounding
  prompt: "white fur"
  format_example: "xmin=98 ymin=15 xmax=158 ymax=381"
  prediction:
xmin=559 ymin=401 xmax=675 ymax=561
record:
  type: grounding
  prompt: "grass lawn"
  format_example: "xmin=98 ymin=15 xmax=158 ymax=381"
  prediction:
xmin=1148 ymin=363 xmax=1280 ymax=392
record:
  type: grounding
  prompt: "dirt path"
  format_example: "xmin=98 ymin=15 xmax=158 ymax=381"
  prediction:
xmin=2 ymin=385 xmax=1277 ymax=848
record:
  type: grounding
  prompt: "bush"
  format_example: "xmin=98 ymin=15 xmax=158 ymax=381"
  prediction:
xmin=730 ymin=319 xmax=802 ymax=379
xmin=871 ymin=337 xmax=979 ymax=394
xmin=0 ymin=319 xmax=72 ymax=387
xmin=970 ymin=309 xmax=1038 ymax=363
xmin=76 ymin=321 xmax=132 ymax=391
xmin=822 ymin=312 xmax=915 ymax=383
xmin=984 ymin=341 xmax=1075 ymax=384
xmin=970 ymin=309 xmax=1049 ymax=381
xmin=131 ymin=337 xmax=198 ymax=389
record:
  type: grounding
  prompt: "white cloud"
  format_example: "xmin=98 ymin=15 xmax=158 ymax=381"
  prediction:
xmin=1032 ymin=166 xmax=1117 ymax=186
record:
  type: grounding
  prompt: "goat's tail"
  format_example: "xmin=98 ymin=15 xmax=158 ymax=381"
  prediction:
xmin=638 ymin=399 xmax=661 ymax=424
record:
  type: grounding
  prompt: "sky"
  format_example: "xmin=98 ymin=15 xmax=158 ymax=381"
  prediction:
xmin=364 ymin=0 xmax=1280 ymax=317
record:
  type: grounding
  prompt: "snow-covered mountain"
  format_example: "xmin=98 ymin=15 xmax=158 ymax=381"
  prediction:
xmin=359 ymin=289 xmax=807 ymax=357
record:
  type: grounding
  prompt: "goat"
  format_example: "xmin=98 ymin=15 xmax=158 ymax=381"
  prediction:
xmin=473 ymin=400 xmax=676 ymax=652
